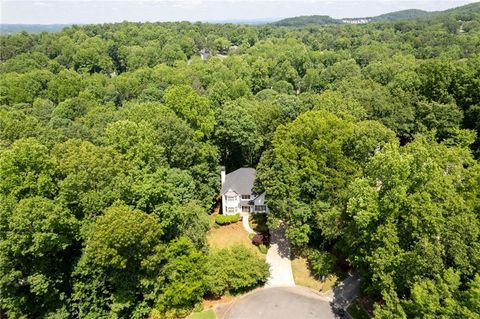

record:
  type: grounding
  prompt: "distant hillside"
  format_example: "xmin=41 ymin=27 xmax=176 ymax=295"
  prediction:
xmin=369 ymin=3 xmax=480 ymax=22
xmin=370 ymin=9 xmax=431 ymax=21
xmin=270 ymin=2 xmax=480 ymax=27
xmin=442 ymin=1 xmax=480 ymax=15
xmin=271 ymin=15 xmax=341 ymax=27
xmin=0 ymin=24 xmax=71 ymax=34
xmin=271 ymin=9 xmax=432 ymax=27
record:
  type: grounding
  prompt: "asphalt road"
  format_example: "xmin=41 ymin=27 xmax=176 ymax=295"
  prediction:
xmin=222 ymin=286 xmax=336 ymax=319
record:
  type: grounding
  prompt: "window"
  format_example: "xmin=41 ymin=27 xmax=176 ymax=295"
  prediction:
xmin=227 ymin=207 xmax=235 ymax=213
xmin=242 ymin=206 xmax=251 ymax=213
xmin=226 ymin=196 xmax=237 ymax=201
xmin=241 ymin=194 xmax=250 ymax=200
xmin=255 ymin=205 xmax=267 ymax=212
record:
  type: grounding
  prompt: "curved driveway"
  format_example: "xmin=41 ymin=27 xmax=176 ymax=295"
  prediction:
xmin=222 ymin=286 xmax=335 ymax=319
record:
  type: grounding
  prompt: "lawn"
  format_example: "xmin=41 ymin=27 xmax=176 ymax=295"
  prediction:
xmin=347 ymin=299 xmax=371 ymax=319
xmin=207 ymin=221 xmax=260 ymax=255
xmin=188 ymin=309 xmax=216 ymax=319
xmin=291 ymin=257 xmax=338 ymax=292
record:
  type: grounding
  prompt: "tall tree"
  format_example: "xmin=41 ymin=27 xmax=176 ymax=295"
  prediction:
xmin=0 ymin=197 xmax=78 ymax=318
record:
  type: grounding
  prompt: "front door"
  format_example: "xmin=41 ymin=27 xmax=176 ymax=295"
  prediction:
xmin=242 ymin=206 xmax=251 ymax=213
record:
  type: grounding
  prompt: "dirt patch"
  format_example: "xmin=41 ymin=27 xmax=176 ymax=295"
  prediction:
xmin=203 ymin=294 xmax=237 ymax=309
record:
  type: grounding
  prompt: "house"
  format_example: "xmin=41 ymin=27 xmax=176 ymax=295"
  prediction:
xmin=220 ymin=167 xmax=269 ymax=215
xmin=200 ymin=48 xmax=210 ymax=60
xmin=342 ymin=18 xmax=371 ymax=24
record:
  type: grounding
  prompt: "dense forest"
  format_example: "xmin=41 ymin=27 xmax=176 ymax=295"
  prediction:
xmin=271 ymin=9 xmax=433 ymax=27
xmin=1 ymin=2 xmax=480 ymax=319
xmin=272 ymin=4 xmax=479 ymax=26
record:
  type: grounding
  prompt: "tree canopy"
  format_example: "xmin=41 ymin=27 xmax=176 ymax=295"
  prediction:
xmin=1 ymin=4 xmax=480 ymax=318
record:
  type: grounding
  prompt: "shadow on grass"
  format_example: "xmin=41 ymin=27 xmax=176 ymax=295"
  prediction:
xmin=249 ymin=213 xmax=269 ymax=234
xmin=291 ymin=247 xmax=350 ymax=285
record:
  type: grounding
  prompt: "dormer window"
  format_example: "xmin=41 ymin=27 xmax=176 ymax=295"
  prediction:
xmin=241 ymin=194 xmax=250 ymax=200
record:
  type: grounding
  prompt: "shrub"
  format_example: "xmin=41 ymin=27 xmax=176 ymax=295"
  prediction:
xmin=248 ymin=233 xmax=255 ymax=240
xmin=193 ymin=302 xmax=203 ymax=313
xmin=215 ymin=213 xmax=240 ymax=225
xmin=252 ymin=233 xmax=270 ymax=246
xmin=205 ymin=245 xmax=270 ymax=296
xmin=306 ymin=249 xmax=335 ymax=278
xmin=258 ymin=244 xmax=268 ymax=254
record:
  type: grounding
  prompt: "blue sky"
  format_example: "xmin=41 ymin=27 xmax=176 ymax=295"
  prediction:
xmin=1 ymin=0 xmax=478 ymax=24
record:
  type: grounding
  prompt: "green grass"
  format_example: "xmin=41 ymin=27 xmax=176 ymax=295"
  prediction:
xmin=207 ymin=221 xmax=261 ymax=256
xmin=347 ymin=299 xmax=370 ymax=319
xmin=188 ymin=308 xmax=216 ymax=319
xmin=291 ymin=257 xmax=338 ymax=292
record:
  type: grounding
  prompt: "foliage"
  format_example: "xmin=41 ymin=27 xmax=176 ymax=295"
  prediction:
xmin=215 ymin=213 xmax=241 ymax=225
xmin=271 ymin=15 xmax=342 ymax=27
xmin=164 ymin=85 xmax=215 ymax=139
xmin=71 ymin=206 xmax=162 ymax=318
xmin=371 ymin=9 xmax=430 ymax=21
xmin=205 ymin=245 xmax=270 ymax=296
xmin=1 ymin=5 xmax=480 ymax=317
xmin=153 ymin=238 xmax=207 ymax=317
xmin=0 ymin=197 xmax=78 ymax=318
xmin=215 ymin=99 xmax=264 ymax=167
xmin=249 ymin=213 xmax=269 ymax=234
xmin=251 ymin=233 xmax=270 ymax=247
xmin=344 ymin=137 xmax=480 ymax=316
xmin=258 ymin=244 xmax=268 ymax=254
xmin=306 ymin=249 xmax=336 ymax=279
xmin=256 ymin=110 xmax=396 ymax=246
xmin=347 ymin=299 xmax=370 ymax=319
xmin=84 ymin=205 xmax=162 ymax=269
xmin=0 ymin=138 xmax=57 ymax=199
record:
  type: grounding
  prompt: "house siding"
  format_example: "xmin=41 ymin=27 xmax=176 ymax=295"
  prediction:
xmin=222 ymin=193 xmax=268 ymax=215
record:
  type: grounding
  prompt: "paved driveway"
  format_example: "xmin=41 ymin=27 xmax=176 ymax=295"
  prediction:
xmin=222 ymin=286 xmax=335 ymax=319
xmin=330 ymin=274 xmax=360 ymax=308
xmin=240 ymin=213 xmax=255 ymax=234
xmin=265 ymin=226 xmax=295 ymax=287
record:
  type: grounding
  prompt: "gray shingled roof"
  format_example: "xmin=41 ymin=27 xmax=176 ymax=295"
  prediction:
xmin=221 ymin=167 xmax=256 ymax=195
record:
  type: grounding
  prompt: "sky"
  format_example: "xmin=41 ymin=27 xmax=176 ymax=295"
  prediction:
xmin=1 ymin=0 xmax=478 ymax=24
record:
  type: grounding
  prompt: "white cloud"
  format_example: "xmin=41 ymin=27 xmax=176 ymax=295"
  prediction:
xmin=32 ymin=1 xmax=53 ymax=6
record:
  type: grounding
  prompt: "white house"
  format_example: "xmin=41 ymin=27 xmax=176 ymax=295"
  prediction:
xmin=221 ymin=167 xmax=269 ymax=215
xmin=200 ymin=48 xmax=210 ymax=60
